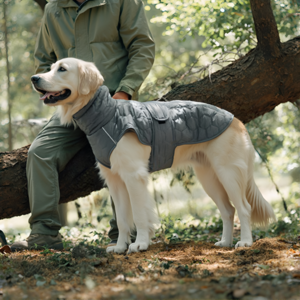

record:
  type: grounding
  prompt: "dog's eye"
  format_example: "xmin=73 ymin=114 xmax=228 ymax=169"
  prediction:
xmin=58 ymin=67 xmax=67 ymax=72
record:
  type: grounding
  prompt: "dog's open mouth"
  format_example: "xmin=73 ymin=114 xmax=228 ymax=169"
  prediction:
xmin=38 ymin=89 xmax=71 ymax=104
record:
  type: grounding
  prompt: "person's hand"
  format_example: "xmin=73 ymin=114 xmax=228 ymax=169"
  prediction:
xmin=112 ymin=91 xmax=130 ymax=100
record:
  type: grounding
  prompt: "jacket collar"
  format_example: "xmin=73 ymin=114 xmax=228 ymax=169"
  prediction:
xmin=57 ymin=0 xmax=106 ymax=12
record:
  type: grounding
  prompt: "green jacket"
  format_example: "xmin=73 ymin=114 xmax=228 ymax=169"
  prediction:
xmin=34 ymin=0 xmax=155 ymax=97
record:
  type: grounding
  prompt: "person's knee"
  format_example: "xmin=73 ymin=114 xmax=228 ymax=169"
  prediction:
xmin=28 ymin=139 xmax=47 ymax=160
xmin=27 ymin=139 xmax=58 ymax=166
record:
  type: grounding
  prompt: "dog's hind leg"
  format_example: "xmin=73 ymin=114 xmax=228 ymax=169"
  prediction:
xmin=194 ymin=165 xmax=235 ymax=247
xmin=214 ymin=164 xmax=253 ymax=248
xmin=99 ymin=166 xmax=134 ymax=254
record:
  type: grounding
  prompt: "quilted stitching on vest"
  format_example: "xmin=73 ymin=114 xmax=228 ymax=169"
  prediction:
xmin=73 ymin=86 xmax=234 ymax=172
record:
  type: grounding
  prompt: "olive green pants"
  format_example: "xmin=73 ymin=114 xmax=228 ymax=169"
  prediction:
xmin=27 ymin=115 xmax=119 ymax=240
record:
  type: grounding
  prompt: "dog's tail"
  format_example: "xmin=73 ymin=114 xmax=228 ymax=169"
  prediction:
xmin=246 ymin=177 xmax=276 ymax=227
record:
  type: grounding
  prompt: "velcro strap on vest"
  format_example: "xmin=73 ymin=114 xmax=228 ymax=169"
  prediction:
xmin=145 ymin=102 xmax=169 ymax=122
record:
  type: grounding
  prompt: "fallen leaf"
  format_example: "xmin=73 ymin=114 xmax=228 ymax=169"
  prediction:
xmin=159 ymin=257 xmax=177 ymax=262
xmin=253 ymin=264 xmax=270 ymax=270
xmin=292 ymin=273 xmax=300 ymax=279
xmin=202 ymin=269 xmax=213 ymax=278
xmin=188 ymin=288 xmax=198 ymax=294
xmin=50 ymin=279 xmax=57 ymax=285
xmin=63 ymin=283 xmax=73 ymax=292
xmin=176 ymin=265 xmax=191 ymax=277
xmin=215 ymin=289 xmax=226 ymax=294
xmin=36 ymin=280 xmax=46 ymax=287
xmin=0 ymin=245 xmax=11 ymax=254
xmin=279 ymin=239 xmax=296 ymax=245
xmin=237 ymin=260 xmax=250 ymax=266
xmin=252 ymin=249 xmax=260 ymax=254
xmin=233 ymin=289 xmax=247 ymax=298
xmin=137 ymin=265 xmax=145 ymax=272
xmin=112 ymin=274 xmax=125 ymax=282
xmin=92 ymin=258 xmax=108 ymax=267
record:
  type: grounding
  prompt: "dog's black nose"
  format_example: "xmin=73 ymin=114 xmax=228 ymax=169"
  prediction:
xmin=31 ymin=75 xmax=40 ymax=83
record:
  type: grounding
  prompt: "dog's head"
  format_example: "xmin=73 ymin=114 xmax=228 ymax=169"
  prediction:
xmin=31 ymin=58 xmax=104 ymax=106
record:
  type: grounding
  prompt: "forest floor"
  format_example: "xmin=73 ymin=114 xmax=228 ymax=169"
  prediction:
xmin=1 ymin=232 xmax=300 ymax=300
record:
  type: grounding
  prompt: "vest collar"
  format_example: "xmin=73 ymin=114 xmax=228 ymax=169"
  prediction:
xmin=73 ymin=85 xmax=117 ymax=133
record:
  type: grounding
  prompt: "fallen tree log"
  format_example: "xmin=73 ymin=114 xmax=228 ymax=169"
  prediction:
xmin=0 ymin=144 xmax=104 ymax=219
xmin=163 ymin=37 xmax=300 ymax=124
xmin=1 ymin=0 xmax=300 ymax=220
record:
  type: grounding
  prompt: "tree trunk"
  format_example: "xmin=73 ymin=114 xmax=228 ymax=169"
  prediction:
xmin=3 ymin=0 xmax=13 ymax=151
xmin=1 ymin=0 xmax=299 ymax=220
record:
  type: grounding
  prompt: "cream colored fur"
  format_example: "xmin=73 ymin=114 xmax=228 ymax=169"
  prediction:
xmin=33 ymin=58 xmax=276 ymax=253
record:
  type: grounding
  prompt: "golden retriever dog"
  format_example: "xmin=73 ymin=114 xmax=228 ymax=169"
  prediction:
xmin=31 ymin=58 xmax=276 ymax=253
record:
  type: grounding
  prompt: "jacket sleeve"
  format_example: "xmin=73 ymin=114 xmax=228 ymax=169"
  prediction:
xmin=34 ymin=5 xmax=57 ymax=74
xmin=116 ymin=0 xmax=155 ymax=97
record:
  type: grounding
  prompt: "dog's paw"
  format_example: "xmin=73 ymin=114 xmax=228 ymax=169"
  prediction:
xmin=127 ymin=242 xmax=149 ymax=254
xmin=215 ymin=241 xmax=233 ymax=247
xmin=106 ymin=245 xmax=127 ymax=254
xmin=235 ymin=241 xmax=253 ymax=248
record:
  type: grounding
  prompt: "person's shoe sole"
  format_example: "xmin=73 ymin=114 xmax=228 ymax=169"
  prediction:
xmin=107 ymin=240 xmax=117 ymax=247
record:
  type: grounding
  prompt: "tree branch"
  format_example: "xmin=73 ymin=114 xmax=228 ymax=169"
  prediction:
xmin=33 ymin=0 xmax=47 ymax=12
xmin=250 ymin=0 xmax=281 ymax=58
xmin=163 ymin=38 xmax=300 ymax=123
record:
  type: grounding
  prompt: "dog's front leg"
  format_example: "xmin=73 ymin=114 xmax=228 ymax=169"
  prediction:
xmin=110 ymin=133 xmax=157 ymax=253
xmin=99 ymin=166 xmax=134 ymax=254
xmin=122 ymin=174 xmax=157 ymax=253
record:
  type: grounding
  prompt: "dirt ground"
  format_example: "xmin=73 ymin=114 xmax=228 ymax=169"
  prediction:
xmin=1 ymin=237 xmax=300 ymax=300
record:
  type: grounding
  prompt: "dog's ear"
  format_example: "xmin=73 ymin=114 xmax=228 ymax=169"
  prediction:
xmin=78 ymin=61 xmax=104 ymax=95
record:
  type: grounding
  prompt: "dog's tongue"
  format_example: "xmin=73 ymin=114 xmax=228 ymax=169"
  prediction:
xmin=40 ymin=92 xmax=59 ymax=100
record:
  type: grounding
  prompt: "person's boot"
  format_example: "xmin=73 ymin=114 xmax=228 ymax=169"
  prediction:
xmin=10 ymin=233 xmax=63 ymax=252
xmin=0 ymin=230 xmax=8 ymax=246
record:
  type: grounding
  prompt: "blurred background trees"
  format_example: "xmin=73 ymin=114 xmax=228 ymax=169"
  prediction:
xmin=0 ymin=0 xmax=50 ymax=151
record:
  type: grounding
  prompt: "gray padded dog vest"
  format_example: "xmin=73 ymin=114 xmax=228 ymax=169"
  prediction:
xmin=73 ymin=86 xmax=234 ymax=172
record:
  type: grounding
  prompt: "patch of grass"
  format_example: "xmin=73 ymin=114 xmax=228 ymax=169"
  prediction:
xmin=253 ymin=207 xmax=300 ymax=241
xmin=155 ymin=213 xmax=224 ymax=244
xmin=156 ymin=206 xmax=299 ymax=246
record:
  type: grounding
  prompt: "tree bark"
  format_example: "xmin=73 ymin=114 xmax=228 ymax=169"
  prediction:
xmin=250 ymin=0 xmax=281 ymax=58
xmin=1 ymin=0 xmax=300 ymax=220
